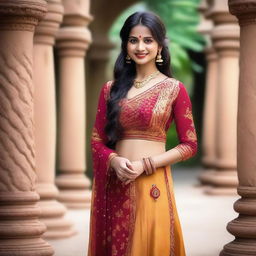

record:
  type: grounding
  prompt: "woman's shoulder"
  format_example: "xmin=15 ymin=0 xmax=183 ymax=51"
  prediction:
xmin=102 ymin=80 xmax=114 ymax=89
xmin=164 ymin=77 xmax=182 ymax=88
xmin=164 ymin=77 xmax=189 ymax=94
xmin=101 ymin=80 xmax=114 ymax=100
xmin=162 ymin=77 xmax=182 ymax=95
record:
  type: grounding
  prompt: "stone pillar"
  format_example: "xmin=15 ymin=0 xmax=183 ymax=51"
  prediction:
xmin=34 ymin=0 xmax=75 ymax=238
xmin=55 ymin=0 xmax=92 ymax=208
xmin=199 ymin=48 xmax=218 ymax=181
xmin=86 ymin=35 xmax=115 ymax=176
xmin=201 ymin=0 xmax=239 ymax=195
xmin=0 ymin=1 xmax=54 ymax=255
xmin=220 ymin=1 xmax=256 ymax=255
xmin=196 ymin=0 xmax=219 ymax=185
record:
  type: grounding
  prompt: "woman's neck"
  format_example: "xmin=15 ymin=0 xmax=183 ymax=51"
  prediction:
xmin=135 ymin=62 xmax=159 ymax=80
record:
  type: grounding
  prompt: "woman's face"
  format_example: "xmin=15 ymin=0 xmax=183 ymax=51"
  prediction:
xmin=127 ymin=25 xmax=161 ymax=66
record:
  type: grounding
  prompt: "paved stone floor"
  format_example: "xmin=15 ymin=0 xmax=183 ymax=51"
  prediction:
xmin=47 ymin=167 xmax=239 ymax=256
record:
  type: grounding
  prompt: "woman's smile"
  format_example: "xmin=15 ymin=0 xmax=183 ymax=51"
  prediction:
xmin=135 ymin=53 xmax=148 ymax=59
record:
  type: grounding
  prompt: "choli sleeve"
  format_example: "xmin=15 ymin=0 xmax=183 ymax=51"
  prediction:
xmin=91 ymin=81 xmax=117 ymax=170
xmin=172 ymin=82 xmax=198 ymax=161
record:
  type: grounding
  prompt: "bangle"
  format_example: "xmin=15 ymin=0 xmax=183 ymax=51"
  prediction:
xmin=145 ymin=157 xmax=153 ymax=175
xmin=142 ymin=157 xmax=155 ymax=175
xmin=108 ymin=153 xmax=118 ymax=167
xmin=148 ymin=157 xmax=156 ymax=174
xmin=142 ymin=158 xmax=148 ymax=175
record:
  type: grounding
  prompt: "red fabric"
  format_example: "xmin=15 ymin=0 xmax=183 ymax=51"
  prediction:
xmin=89 ymin=82 xmax=135 ymax=256
xmin=88 ymin=79 xmax=197 ymax=256
xmin=168 ymin=82 xmax=198 ymax=160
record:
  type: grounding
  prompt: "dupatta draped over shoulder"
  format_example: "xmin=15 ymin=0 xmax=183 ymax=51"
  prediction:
xmin=88 ymin=81 xmax=136 ymax=256
xmin=88 ymin=78 xmax=197 ymax=256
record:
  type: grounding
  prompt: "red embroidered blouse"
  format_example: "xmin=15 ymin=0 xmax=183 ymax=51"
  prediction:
xmin=110 ymin=77 xmax=197 ymax=160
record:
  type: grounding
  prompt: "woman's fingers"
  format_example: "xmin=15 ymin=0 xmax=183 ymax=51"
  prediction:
xmin=120 ymin=162 xmax=134 ymax=173
xmin=117 ymin=168 xmax=136 ymax=181
xmin=126 ymin=161 xmax=134 ymax=170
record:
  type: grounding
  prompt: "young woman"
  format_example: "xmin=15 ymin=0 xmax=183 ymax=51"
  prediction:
xmin=88 ymin=11 xmax=197 ymax=256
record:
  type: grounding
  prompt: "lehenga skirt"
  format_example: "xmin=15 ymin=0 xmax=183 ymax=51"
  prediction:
xmin=130 ymin=165 xmax=186 ymax=256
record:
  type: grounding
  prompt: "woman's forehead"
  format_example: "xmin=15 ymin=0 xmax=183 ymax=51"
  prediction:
xmin=129 ymin=25 xmax=152 ymax=37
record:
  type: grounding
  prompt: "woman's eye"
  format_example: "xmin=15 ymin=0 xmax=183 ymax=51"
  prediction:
xmin=129 ymin=38 xmax=137 ymax=44
xmin=144 ymin=39 xmax=153 ymax=43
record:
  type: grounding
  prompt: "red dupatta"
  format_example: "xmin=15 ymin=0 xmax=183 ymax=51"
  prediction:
xmin=88 ymin=81 xmax=136 ymax=256
xmin=88 ymin=78 xmax=197 ymax=256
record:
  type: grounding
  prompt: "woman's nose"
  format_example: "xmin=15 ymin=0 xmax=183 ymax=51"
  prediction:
xmin=137 ymin=41 xmax=145 ymax=51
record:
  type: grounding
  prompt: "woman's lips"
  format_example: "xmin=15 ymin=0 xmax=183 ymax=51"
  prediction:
xmin=135 ymin=53 xmax=148 ymax=59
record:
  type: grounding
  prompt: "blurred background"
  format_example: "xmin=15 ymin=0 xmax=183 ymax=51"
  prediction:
xmin=0 ymin=0 xmax=244 ymax=255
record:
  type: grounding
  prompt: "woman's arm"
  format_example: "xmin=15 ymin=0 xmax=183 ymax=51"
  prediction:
xmin=91 ymin=81 xmax=136 ymax=182
xmin=130 ymin=82 xmax=197 ymax=175
xmin=152 ymin=82 xmax=198 ymax=167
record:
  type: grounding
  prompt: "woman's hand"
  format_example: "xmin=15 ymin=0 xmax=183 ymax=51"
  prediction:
xmin=110 ymin=156 xmax=137 ymax=182
xmin=124 ymin=160 xmax=144 ymax=185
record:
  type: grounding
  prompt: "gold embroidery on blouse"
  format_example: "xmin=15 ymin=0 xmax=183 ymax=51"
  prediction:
xmin=175 ymin=144 xmax=194 ymax=161
xmin=186 ymin=129 xmax=197 ymax=142
xmin=119 ymin=78 xmax=180 ymax=142
xmin=184 ymin=107 xmax=193 ymax=121
xmin=150 ymin=79 xmax=180 ymax=136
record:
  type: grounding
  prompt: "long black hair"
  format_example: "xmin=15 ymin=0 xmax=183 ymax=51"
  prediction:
xmin=105 ymin=11 xmax=172 ymax=149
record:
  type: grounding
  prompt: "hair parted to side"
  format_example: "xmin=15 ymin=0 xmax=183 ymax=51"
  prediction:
xmin=105 ymin=11 xmax=173 ymax=149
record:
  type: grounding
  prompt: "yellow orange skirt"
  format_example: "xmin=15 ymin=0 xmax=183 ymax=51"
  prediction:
xmin=130 ymin=165 xmax=186 ymax=256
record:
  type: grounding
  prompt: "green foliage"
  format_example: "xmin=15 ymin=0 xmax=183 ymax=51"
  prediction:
xmin=144 ymin=0 xmax=205 ymax=87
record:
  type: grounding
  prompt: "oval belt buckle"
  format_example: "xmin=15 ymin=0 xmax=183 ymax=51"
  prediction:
xmin=150 ymin=184 xmax=160 ymax=200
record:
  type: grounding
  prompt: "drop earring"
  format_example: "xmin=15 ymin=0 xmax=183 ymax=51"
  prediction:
xmin=126 ymin=55 xmax=131 ymax=64
xmin=156 ymin=51 xmax=163 ymax=65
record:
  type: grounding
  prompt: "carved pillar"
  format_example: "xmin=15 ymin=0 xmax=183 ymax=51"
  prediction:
xmin=86 ymin=35 xmax=115 ymax=176
xmin=55 ymin=0 xmax=93 ymax=208
xmin=197 ymin=0 xmax=219 ymax=185
xmin=201 ymin=0 xmax=239 ymax=195
xmin=34 ymin=0 xmax=75 ymax=238
xmin=0 ymin=1 xmax=54 ymax=255
xmin=220 ymin=1 xmax=256 ymax=255
xmin=199 ymin=48 xmax=218 ymax=181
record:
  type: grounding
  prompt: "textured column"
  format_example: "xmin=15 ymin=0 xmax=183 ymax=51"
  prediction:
xmin=197 ymin=0 xmax=219 ymax=185
xmin=199 ymin=48 xmax=218 ymax=183
xmin=220 ymin=1 xmax=256 ymax=255
xmin=34 ymin=0 xmax=75 ymax=238
xmin=202 ymin=0 xmax=239 ymax=195
xmin=86 ymin=34 xmax=115 ymax=177
xmin=0 ymin=1 xmax=54 ymax=255
xmin=55 ymin=0 xmax=92 ymax=208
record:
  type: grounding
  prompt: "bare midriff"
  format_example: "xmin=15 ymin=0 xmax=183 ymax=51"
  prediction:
xmin=115 ymin=139 xmax=166 ymax=161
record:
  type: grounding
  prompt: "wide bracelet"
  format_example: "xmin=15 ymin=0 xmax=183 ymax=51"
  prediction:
xmin=108 ymin=153 xmax=118 ymax=168
xmin=142 ymin=158 xmax=148 ymax=175
xmin=148 ymin=157 xmax=156 ymax=173
xmin=142 ymin=157 xmax=156 ymax=175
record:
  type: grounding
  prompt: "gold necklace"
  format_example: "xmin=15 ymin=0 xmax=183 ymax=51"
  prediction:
xmin=133 ymin=71 xmax=160 ymax=89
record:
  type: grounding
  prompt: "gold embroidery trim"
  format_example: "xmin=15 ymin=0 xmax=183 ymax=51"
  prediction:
xmin=174 ymin=144 xmax=194 ymax=161
xmin=119 ymin=78 xmax=180 ymax=142
xmin=186 ymin=129 xmax=197 ymax=142
xmin=184 ymin=107 xmax=193 ymax=121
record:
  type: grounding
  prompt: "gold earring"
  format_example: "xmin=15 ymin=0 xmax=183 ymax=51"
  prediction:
xmin=156 ymin=51 xmax=163 ymax=65
xmin=126 ymin=55 xmax=131 ymax=64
